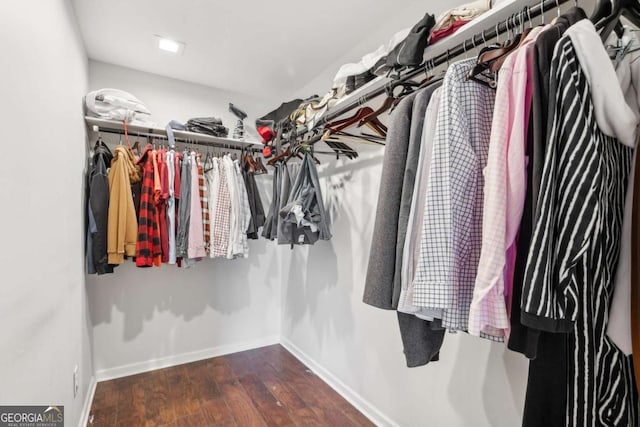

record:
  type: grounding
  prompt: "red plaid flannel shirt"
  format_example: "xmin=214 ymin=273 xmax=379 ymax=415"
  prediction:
xmin=135 ymin=145 xmax=162 ymax=267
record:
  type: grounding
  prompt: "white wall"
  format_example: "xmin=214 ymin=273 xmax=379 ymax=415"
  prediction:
xmin=0 ymin=1 xmax=92 ymax=426
xmin=86 ymin=61 xmax=286 ymax=379
xmin=281 ymin=151 xmax=528 ymax=427
xmin=89 ymin=60 xmax=273 ymax=142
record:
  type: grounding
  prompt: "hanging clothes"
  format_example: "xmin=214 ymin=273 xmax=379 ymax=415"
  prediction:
xmin=398 ymin=87 xmax=443 ymax=321
xmin=412 ymin=58 xmax=499 ymax=340
xmin=106 ymin=144 xmax=139 ymax=267
xmin=135 ymin=144 xmax=162 ymax=267
xmin=188 ymin=151 xmax=206 ymax=260
xmin=608 ymin=32 xmax=640 ymax=357
xmin=87 ymin=140 xmax=114 ymax=274
xmin=243 ymin=167 xmax=266 ymax=239
xmin=235 ymin=159 xmax=251 ymax=257
xmin=262 ymin=163 xmax=282 ymax=241
xmin=222 ymin=155 xmax=238 ymax=258
xmin=510 ymin=6 xmax=588 ymax=362
xmin=205 ymin=157 xmax=220 ymax=258
xmin=156 ymin=149 xmax=170 ymax=264
xmin=363 ymin=92 xmax=418 ymax=310
xmin=166 ymin=149 xmax=177 ymax=264
xmin=278 ymin=153 xmax=332 ymax=244
xmin=522 ymin=20 xmax=638 ymax=427
xmin=469 ymin=26 xmax=545 ymax=340
xmin=514 ymin=10 xmax=588 ymax=427
xmin=395 ymin=83 xmax=446 ymax=368
xmin=211 ymin=157 xmax=231 ymax=258
xmin=151 ymin=148 xmax=163 ymax=266
xmin=176 ymin=151 xmax=191 ymax=260
xmin=277 ymin=162 xmax=300 ymax=245
xmin=197 ymin=154 xmax=211 ymax=253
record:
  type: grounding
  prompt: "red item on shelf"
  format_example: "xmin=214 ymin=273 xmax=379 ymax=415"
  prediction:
xmin=429 ymin=20 xmax=470 ymax=45
xmin=258 ymin=126 xmax=276 ymax=144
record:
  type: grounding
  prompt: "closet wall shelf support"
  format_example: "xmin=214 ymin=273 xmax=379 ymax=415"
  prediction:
xmin=85 ymin=116 xmax=263 ymax=151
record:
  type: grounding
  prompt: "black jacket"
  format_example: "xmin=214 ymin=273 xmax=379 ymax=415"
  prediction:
xmin=87 ymin=141 xmax=114 ymax=274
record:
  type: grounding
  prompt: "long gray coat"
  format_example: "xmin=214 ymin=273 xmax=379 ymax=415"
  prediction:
xmin=363 ymin=85 xmax=444 ymax=367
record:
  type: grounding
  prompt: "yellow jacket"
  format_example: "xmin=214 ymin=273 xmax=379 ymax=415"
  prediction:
xmin=107 ymin=146 xmax=140 ymax=264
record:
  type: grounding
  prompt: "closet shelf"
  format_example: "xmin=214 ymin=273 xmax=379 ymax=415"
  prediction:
xmin=296 ymin=0 xmax=555 ymax=138
xmin=85 ymin=116 xmax=263 ymax=150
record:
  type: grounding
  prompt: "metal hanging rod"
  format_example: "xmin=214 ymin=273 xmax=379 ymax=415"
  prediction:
xmin=298 ymin=0 xmax=570 ymax=138
xmin=86 ymin=117 xmax=264 ymax=152
xmin=94 ymin=126 xmax=262 ymax=152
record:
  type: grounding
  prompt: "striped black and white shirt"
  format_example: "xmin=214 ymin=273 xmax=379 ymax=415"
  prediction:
xmin=521 ymin=30 xmax=637 ymax=426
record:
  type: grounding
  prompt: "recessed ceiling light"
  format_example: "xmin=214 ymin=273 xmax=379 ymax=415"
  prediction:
xmin=154 ymin=35 xmax=185 ymax=55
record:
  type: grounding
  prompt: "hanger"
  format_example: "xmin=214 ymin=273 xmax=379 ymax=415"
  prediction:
xmin=323 ymin=130 xmax=386 ymax=146
xmin=302 ymin=126 xmax=359 ymax=159
xmin=357 ymin=97 xmax=396 ymax=129
xmin=488 ymin=14 xmax=524 ymax=62
xmin=204 ymin=148 xmax=214 ymax=173
xmin=95 ymin=134 xmax=107 ymax=147
xmin=131 ymin=137 xmax=142 ymax=157
xmin=467 ymin=13 xmax=525 ymax=88
xmin=467 ymin=25 xmax=504 ymax=86
xmin=324 ymin=106 xmax=386 ymax=150
xmin=491 ymin=9 xmax=533 ymax=71
xmin=284 ymin=142 xmax=314 ymax=164
xmin=327 ymin=107 xmax=386 ymax=135
xmin=267 ymin=146 xmax=292 ymax=165
xmin=594 ymin=0 xmax=640 ymax=42
xmin=254 ymin=153 xmax=268 ymax=174
xmin=356 ymin=78 xmax=427 ymax=130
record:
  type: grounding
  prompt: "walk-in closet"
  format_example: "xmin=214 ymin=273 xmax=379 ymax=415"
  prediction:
xmin=4 ymin=0 xmax=640 ymax=426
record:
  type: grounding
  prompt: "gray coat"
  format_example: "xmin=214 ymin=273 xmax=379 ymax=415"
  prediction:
xmin=393 ymin=84 xmax=441 ymax=302
xmin=363 ymin=86 xmax=445 ymax=367
xmin=363 ymin=92 xmax=417 ymax=309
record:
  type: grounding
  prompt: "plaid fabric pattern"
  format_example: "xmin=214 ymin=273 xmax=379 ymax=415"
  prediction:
xmin=412 ymin=59 xmax=501 ymax=341
xmin=206 ymin=159 xmax=219 ymax=258
xmin=135 ymin=145 xmax=162 ymax=267
xmin=211 ymin=160 xmax=231 ymax=258
xmin=197 ymin=155 xmax=210 ymax=252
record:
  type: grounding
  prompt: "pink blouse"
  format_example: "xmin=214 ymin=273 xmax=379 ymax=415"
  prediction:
xmin=468 ymin=26 xmax=545 ymax=339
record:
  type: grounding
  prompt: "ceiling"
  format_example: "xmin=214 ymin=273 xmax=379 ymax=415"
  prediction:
xmin=71 ymin=0 xmax=420 ymax=101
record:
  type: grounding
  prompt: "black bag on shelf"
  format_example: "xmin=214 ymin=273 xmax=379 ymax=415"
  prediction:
xmin=385 ymin=13 xmax=436 ymax=71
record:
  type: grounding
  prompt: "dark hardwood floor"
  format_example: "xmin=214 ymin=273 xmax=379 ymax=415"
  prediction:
xmin=88 ymin=344 xmax=375 ymax=427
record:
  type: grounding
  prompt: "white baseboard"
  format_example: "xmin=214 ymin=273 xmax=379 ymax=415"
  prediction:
xmin=78 ymin=376 xmax=97 ymax=427
xmin=280 ymin=337 xmax=398 ymax=427
xmin=95 ymin=335 xmax=280 ymax=382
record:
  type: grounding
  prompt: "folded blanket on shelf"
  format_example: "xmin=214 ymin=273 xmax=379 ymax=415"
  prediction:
xmin=186 ymin=117 xmax=229 ymax=137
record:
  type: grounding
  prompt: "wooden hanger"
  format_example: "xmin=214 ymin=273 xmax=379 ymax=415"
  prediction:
xmin=267 ymin=146 xmax=291 ymax=165
xmin=326 ymin=107 xmax=387 ymax=137
xmin=467 ymin=13 xmax=528 ymax=87
xmin=254 ymin=154 xmax=268 ymax=174
xmin=326 ymin=107 xmax=376 ymax=131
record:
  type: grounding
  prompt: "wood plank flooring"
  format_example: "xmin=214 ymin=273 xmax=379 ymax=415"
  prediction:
xmin=88 ymin=344 xmax=375 ymax=427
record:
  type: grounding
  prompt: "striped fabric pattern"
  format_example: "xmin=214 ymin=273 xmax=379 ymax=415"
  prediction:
xmin=197 ymin=155 xmax=210 ymax=252
xmin=522 ymin=36 xmax=637 ymax=426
